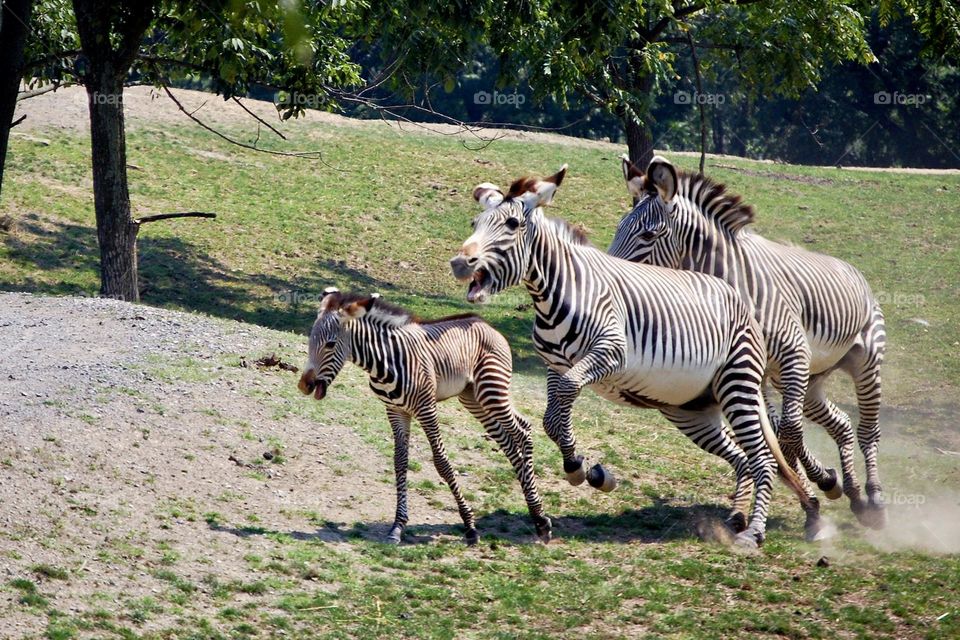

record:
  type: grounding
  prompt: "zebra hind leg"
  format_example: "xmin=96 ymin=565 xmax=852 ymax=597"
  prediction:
xmin=416 ymin=405 xmax=479 ymax=544
xmin=804 ymin=378 xmax=867 ymax=521
xmin=661 ymin=406 xmax=753 ymax=536
xmin=845 ymin=340 xmax=886 ymax=529
xmin=458 ymin=386 xmax=552 ymax=543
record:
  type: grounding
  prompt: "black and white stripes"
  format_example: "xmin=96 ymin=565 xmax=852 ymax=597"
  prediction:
xmin=451 ymin=166 xmax=813 ymax=548
xmin=298 ymin=289 xmax=551 ymax=545
xmin=609 ymin=155 xmax=886 ymax=529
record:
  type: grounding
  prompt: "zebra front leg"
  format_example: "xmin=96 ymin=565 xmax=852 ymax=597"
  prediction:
xmin=385 ymin=408 xmax=412 ymax=544
xmin=416 ymin=406 xmax=479 ymax=544
xmin=544 ymin=369 xmax=586 ymax=485
xmin=544 ymin=346 xmax=624 ymax=491
xmin=777 ymin=395 xmax=836 ymax=541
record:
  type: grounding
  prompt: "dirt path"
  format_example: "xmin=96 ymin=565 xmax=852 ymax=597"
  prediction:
xmin=0 ymin=292 xmax=457 ymax=637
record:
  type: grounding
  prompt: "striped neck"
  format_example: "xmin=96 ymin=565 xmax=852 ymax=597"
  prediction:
xmin=346 ymin=318 xmax=401 ymax=382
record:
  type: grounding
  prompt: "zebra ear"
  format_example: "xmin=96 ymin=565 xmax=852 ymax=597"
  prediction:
xmin=473 ymin=183 xmax=504 ymax=209
xmin=622 ymin=154 xmax=646 ymax=201
xmin=647 ymin=155 xmax=677 ymax=203
xmin=319 ymin=287 xmax=340 ymax=312
xmin=342 ymin=298 xmax=372 ymax=319
xmin=516 ymin=164 xmax=567 ymax=210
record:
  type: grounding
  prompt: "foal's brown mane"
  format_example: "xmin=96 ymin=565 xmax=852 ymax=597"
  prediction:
xmin=327 ymin=291 xmax=479 ymax=326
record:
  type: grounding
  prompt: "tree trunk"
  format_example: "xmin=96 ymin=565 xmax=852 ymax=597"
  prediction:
xmin=712 ymin=110 xmax=725 ymax=155
xmin=74 ymin=0 xmax=154 ymax=301
xmin=622 ymin=71 xmax=655 ymax=170
xmin=624 ymin=115 xmax=655 ymax=170
xmin=0 ymin=0 xmax=35 ymax=202
xmin=85 ymin=69 xmax=139 ymax=301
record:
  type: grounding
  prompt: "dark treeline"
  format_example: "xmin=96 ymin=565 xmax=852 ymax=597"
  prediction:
xmin=340 ymin=16 xmax=957 ymax=169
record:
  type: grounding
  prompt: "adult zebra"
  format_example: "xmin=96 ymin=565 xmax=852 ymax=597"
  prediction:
xmin=609 ymin=155 xmax=886 ymax=529
xmin=298 ymin=288 xmax=551 ymax=545
xmin=449 ymin=166 xmax=816 ymax=548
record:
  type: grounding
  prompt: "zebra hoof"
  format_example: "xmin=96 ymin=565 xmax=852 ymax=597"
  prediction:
xmin=465 ymin=529 xmax=480 ymax=546
xmin=725 ymin=512 xmax=748 ymax=534
xmin=564 ymin=457 xmax=587 ymax=486
xmin=863 ymin=499 xmax=887 ymax=530
xmin=385 ymin=524 xmax=403 ymax=544
xmin=851 ymin=497 xmax=887 ymax=529
xmin=535 ymin=517 xmax=553 ymax=544
xmin=817 ymin=469 xmax=843 ymax=500
xmin=804 ymin=518 xmax=838 ymax=543
xmin=732 ymin=531 xmax=762 ymax=554
xmin=586 ymin=464 xmax=617 ymax=492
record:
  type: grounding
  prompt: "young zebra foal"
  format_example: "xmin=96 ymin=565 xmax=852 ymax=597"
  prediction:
xmin=297 ymin=288 xmax=551 ymax=545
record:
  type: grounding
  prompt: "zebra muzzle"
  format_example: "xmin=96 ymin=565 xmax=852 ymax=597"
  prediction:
xmin=465 ymin=268 xmax=492 ymax=304
xmin=313 ymin=380 xmax=328 ymax=401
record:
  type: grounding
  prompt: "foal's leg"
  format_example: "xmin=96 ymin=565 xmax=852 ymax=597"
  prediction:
xmin=416 ymin=403 xmax=478 ymax=544
xmin=385 ymin=407 xmax=412 ymax=544
xmin=458 ymin=382 xmax=551 ymax=542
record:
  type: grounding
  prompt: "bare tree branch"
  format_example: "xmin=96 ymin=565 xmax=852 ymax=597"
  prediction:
xmin=162 ymin=85 xmax=335 ymax=163
xmin=17 ymin=82 xmax=74 ymax=101
xmin=686 ymin=30 xmax=708 ymax=174
xmin=232 ymin=97 xmax=286 ymax=140
xmin=134 ymin=211 xmax=216 ymax=225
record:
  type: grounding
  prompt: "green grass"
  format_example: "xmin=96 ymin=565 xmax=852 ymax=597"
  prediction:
xmin=2 ymin=97 xmax=959 ymax=639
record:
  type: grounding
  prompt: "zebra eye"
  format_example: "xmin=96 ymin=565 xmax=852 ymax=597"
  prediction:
xmin=639 ymin=229 xmax=658 ymax=241
xmin=505 ymin=217 xmax=520 ymax=231
xmin=324 ymin=340 xmax=337 ymax=349
xmin=470 ymin=219 xmax=476 ymax=229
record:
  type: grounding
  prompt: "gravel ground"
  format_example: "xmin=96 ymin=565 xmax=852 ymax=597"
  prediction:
xmin=0 ymin=292 xmax=450 ymax=637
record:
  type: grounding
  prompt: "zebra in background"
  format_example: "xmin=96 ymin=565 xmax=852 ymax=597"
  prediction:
xmin=609 ymin=155 xmax=886 ymax=529
xmin=298 ymin=288 xmax=552 ymax=545
xmin=450 ymin=166 xmax=817 ymax=548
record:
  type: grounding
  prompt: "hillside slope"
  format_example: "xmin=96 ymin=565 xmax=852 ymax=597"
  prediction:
xmin=2 ymin=87 xmax=959 ymax=639
xmin=1 ymin=293 xmax=959 ymax=639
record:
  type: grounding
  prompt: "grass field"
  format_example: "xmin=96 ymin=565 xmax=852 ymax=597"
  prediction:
xmin=2 ymin=88 xmax=959 ymax=639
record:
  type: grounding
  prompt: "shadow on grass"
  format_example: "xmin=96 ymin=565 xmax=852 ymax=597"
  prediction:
xmin=0 ymin=213 xmax=547 ymax=371
xmin=208 ymin=500 xmax=789 ymax=547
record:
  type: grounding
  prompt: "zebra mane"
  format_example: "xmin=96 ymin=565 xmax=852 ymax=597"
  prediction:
xmin=326 ymin=292 xmax=414 ymax=327
xmin=678 ymin=171 xmax=756 ymax=234
xmin=546 ymin=216 xmax=592 ymax=246
xmin=328 ymin=292 xmax=481 ymax=328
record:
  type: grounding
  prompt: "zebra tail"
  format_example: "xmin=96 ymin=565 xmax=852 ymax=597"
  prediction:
xmin=758 ymin=402 xmax=815 ymax=510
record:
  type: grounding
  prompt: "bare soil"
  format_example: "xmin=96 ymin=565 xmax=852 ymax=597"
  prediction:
xmin=0 ymin=292 xmax=454 ymax=637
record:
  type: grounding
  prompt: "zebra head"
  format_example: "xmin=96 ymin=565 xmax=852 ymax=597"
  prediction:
xmin=607 ymin=154 xmax=682 ymax=267
xmin=298 ymin=287 xmax=372 ymax=400
xmin=450 ymin=165 xmax=567 ymax=303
